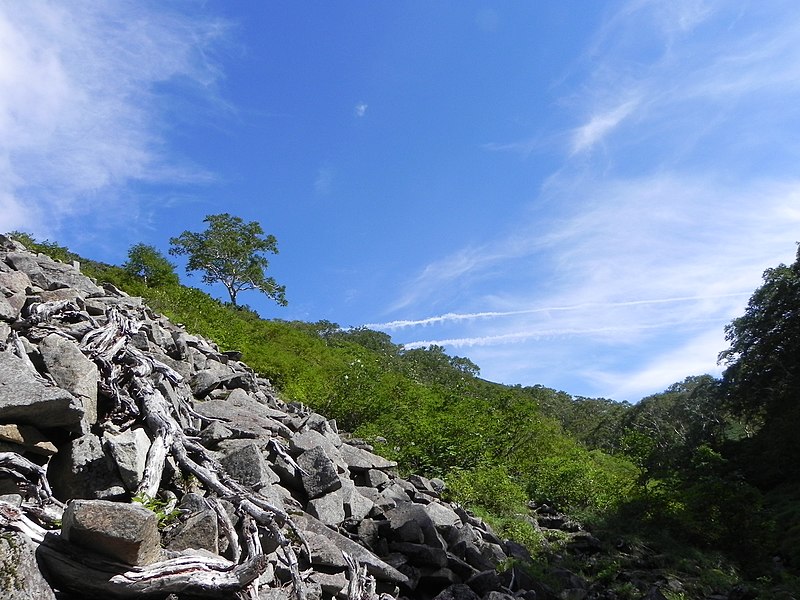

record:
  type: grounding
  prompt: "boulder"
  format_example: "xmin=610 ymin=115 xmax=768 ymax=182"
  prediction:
xmin=432 ymin=583 xmax=480 ymax=600
xmin=48 ymin=434 xmax=127 ymax=501
xmin=219 ymin=441 xmax=278 ymax=490
xmin=294 ymin=513 xmax=409 ymax=587
xmin=61 ymin=499 xmax=162 ymax=565
xmin=339 ymin=443 xmax=397 ymax=471
xmin=307 ymin=488 xmax=346 ymax=526
xmin=0 ymin=351 xmax=86 ymax=433
xmin=425 ymin=501 xmax=462 ymax=530
xmin=166 ymin=508 xmax=219 ymax=554
xmin=465 ymin=570 xmax=504 ymax=596
xmin=193 ymin=395 xmax=292 ymax=439
xmin=104 ymin=428 xmax=151 ymax=492
xmin=299 ymin=446 xmax=342 ymax=499
xmin=341 ymin=479 xmax=374 ymax=522
xmin=0 ymin=530 xmax=57 ymax=600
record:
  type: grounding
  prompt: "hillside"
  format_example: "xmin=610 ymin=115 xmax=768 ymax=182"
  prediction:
xmin=1 ymin=233 xmax=799 ymax=600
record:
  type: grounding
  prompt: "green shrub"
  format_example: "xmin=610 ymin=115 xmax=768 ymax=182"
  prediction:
xmin=446 ymin=463 xmax=528 ymax=516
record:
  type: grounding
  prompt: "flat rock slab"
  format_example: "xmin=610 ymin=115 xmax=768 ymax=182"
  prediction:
xmin=339 ymin=443 xmax=397 ymax=471
xmin=62 ymin=499 xmax=162 ymax=566
xmin=193 ymin=396 xmax=292 ymax=439
xmin=0 ymin=351 xmax=85 ymax=433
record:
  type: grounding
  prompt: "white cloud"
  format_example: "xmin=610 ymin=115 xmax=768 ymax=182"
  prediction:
xmin=0 ymin=2 xmax=226 ymax=238
xmin=570 ymin=99 xmax=639 ymax=154
xmin=314 ymin=165 xmax=335 ymax=195
xmin=354 ymin=102 xmax=368 ymax=117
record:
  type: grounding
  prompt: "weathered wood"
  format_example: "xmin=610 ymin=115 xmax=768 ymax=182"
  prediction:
xmin=82 ymin=308 xmax=307 ymax=599
xmin=0 ymin=451 xmax=59 ymax=504
xmin=38 ymin=533 xmax=265 ymax=599
xmin=344 ymin=552 xmax=383 ymax=600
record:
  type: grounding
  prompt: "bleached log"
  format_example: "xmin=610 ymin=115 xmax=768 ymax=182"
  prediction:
xmin=38 ymin=533 xmax=265 ymax=599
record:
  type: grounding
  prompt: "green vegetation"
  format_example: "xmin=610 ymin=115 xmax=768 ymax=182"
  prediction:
xmin=7 ymin=230 xmax=800 ymax=597
xmin=123 ymin=243 xmax=179 ymax=287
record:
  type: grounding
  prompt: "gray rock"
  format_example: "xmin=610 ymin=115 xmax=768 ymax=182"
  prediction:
xmin=299 ymin=446 xmax=342 ymax=499
xmin=461 ymin=543 xmax=495 ymax=572
xmin=31 ymin=255 xmax=103 ymax=296
xmin=307 ymin=489 xmax=346 ymax=526
xmin=166 ymin=509 xmax=219 ymax=554
xmin=309 ymin=571 xmax=348 ymax=597
xmin=48 ymin=434 xmax=127 ymax=501
xmin=0 ymin=295 xmax=15 ymax=321
xmin=388 ymin=541 xmax=448 ymax=568
xmin=425 ymin=502 xmax=462 ymax=530
xmin=364 ymin=468 xmax=391 ymax=488
xmin=465 ymin=570 xmax=504 ymax=596
xmin=219 ymin=441 xmax=278 ymax=490
xmin=259 ymin=589 xmax=292 ymax=600
xmin=339 ymin=443 xmax=397 ymax=471
xmin=62 ymin=499 xmax=162 ymax=565
xmin=305 ymin=528 xmax=350 ymax=569
xmin=0 ymin=530 xmax=57 ymax=600
xmin=290 ymin=429 xmax=339 ymax=458
xmin=478 ymin=541 xmax=508 ymax=565
xmin=0 ymin=266 xmax=31 ymax=296
xmin=199 ymin=420 xmax=234 ymax=447
xmin=294 ymin=513 xmax=409 ymax=586
xmin=374 ymin=483 xmax=413 ymax=513
xmin=189 ymin=369 xmax=227 ymax=397
xmin=104 ymin=428 xmax=151 ymax=492
xmin=194 ymin=395 xmax=292 ymax=439
xmin=484 ymin=592 xmax=516 ymax=600
xmin=341 ymin=479 xmax=374 ymax=522
xmin=432 ymin=584 xmax=480 ymax=600
xmin=0 ymin=351 xmax=86 ymax=433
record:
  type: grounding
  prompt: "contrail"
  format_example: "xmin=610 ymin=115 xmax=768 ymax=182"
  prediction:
xmin=365 ymin=292 xmax=749 ymax=330
xmin=401 ymin=317 xmax=724 ymax=349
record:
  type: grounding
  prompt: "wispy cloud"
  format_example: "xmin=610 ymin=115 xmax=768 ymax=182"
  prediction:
xmin=0 ymin=2 xmax=226 ymax=239
xmin=314 ymin=165 xmax=336 ymax=195
xmin=570 ymin=99 xmax=639 ymax=154
xmin=368 ymin=293 xmax=748 ymax=331
xmin=354 ymin=102 xmax=368 ymax=117
xmin=372 ymin=0 xmax=800 ymax=400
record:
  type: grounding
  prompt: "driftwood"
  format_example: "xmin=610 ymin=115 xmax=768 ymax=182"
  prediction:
xmin=343 ymin=552 xmax=394 ymax=600
xmin=37 ymin=533 xmax=265 ymax=599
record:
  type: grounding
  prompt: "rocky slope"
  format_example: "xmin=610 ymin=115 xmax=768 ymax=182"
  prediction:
xmin=1 ymin=235 xmax=580 ymax=600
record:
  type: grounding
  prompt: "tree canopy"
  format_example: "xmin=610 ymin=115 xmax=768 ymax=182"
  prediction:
xmin=123 ymin=243 xmax=179 ymax=287
xmin=169 ymin=213 xmax=287 ymax=307
xmin=719 ymin=243 xmax=800 ymax=485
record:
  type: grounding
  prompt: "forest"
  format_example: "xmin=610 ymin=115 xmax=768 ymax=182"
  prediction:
xmin=11 ymin=232 xmax=800 ymax=599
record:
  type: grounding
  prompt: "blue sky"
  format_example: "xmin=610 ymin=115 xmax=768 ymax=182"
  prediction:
xmin=2 ymin=1 xmax=800 ymax=402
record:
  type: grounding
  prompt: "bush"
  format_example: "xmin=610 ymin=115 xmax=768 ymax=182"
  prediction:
xmin=446 ymin=463 xmax=528 ymax=516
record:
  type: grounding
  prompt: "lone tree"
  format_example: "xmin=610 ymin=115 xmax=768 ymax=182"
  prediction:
xmin=123 ymin=243 xmax=179 ymax=287
xmin=169 ymin=213 xmax=287 ymax=307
